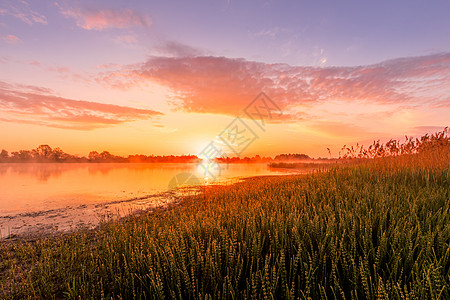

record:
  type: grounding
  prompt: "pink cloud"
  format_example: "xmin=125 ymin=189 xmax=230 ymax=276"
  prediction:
xmin=60 ymin=6 xmax=151 ymax=30
xmin=114 ymin=34 xmax=138 ymax=45
xmin=47 ymin=66 xmax=70 ymax=73
xmin=2 ymin=34 xmax=21 ymax=44
xmin=100 ymin=53 xmax=450 ymax=120
xmin=28 ymin=60 xmax=41 ymax=66
xmin=0 ymin=0 xmax=47 ymax=25
xmin=0 ymin=81 xmax=163 ymax=130
xmin=95 ymin=63 xmax=120 ymax=69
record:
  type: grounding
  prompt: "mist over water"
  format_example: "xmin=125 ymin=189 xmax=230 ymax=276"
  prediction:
xmin=0 ymin=163 xmax=292 ymax=215
xmin=0 ymin=163 xmax=292 ymax=238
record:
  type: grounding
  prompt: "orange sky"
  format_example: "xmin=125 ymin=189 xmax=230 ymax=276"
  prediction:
xmin=1 ymin=1 xmax=449 ymax=158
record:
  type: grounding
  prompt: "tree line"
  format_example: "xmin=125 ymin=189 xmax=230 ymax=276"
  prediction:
xmin=0 ymin=145 xmax=317 ymax=163
xmin=0 ymin=145 xmax=199 ymax=163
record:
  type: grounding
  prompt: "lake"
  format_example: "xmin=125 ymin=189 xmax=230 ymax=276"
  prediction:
xmin=0 ymin=163 xmax=293 ymax=238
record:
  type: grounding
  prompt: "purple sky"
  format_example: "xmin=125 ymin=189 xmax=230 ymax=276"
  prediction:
xmin=2 ymin=0 xmax=449 ymax=66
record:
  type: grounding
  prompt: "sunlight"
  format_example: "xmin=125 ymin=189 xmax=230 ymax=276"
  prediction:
xmin=196 ymin=159 xmax=221 ymax=183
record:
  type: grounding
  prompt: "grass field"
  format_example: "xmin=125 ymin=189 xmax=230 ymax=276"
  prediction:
xmin=1 ymin=131 xmax=449 ymax=299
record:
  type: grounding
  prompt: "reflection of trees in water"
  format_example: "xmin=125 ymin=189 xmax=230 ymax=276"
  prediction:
xmin=0 ymin=165 xmax=9 ymax=176
xmin=34 ymin=165 xmax=65 ymax=181
xmin=1 ymin=163 xmax=87 ymax=182
xmin=0 ymin=163 xmax=197 ymax=182
xmin=87 ymin=164 xmax=118 ymax=176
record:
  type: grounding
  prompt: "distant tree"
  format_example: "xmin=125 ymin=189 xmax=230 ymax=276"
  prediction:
xmin=18 ymin=150 xmax=32 ymax=161
xmin=51 ymin=147 xmax=67 ymax=162
xmin=0 ymin=149 xmax=8 ymax=161
xmin=99 ymin=151 xmax=113 ymax=161
xmin=89 ymin=151 xmax=100 ymax=161
xmin=32 ymin=145 xmax=53 ymax=161
xmin=10 ymin=151 xmax=20 ymax=161
xmin=274 ymin=153 xmax=311 ymax=161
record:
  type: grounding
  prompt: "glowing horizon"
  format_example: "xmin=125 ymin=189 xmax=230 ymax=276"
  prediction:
xmin=1 ymin=0 xmax=449 ymax=158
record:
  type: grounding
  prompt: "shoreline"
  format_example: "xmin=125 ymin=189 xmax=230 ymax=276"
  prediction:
xmin=0 ymin=188 xmax=196 ymax=241
xmin=0 ymin=171 xmax=306 ymax=242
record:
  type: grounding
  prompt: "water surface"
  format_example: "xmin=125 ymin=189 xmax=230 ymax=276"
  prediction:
xmin=0 ymin=163 xmax=291 ymax=238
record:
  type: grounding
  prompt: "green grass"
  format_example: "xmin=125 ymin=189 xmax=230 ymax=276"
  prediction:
xmin=1 ymin=140 xmax=449 ymax=299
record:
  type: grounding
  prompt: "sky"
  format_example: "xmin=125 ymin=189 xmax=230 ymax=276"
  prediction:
xmin=0 ymin=0 xmax=449 ymax=158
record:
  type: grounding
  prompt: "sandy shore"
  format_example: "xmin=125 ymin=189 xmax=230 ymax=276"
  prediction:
xmin=0 ymin=188 xmax=200 ymax=240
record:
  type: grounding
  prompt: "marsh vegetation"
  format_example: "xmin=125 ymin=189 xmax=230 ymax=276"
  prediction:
xmin=1 ymin=130 xmax=449 ymax=299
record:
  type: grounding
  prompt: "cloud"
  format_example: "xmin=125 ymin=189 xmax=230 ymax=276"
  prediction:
xmin=412 ymin=126 xmax=448 ymax=135
xmin=255 ymin=28 xmax=279 ymax=38
xmin=252 ymin=27 xmax=282 ymax=39
xmin=0 ymin=81 xmax=163 ymax=130
xmin=2 ymin=34 xmax=21 ymax=44
xmin=151 ymin=41 xmax=205 ymax=58
xmin=307 ymin=121 xmax=375 ymax=138
xmin=95 ymin=63 xmax=120 ymax=69
xmin=100 ymin=53 xmax=450 ymax=120
xmin=0 ymin=0 xmax=47 ymax=25
xmin=28 ymin=60 xmax=41 ymax=66
xmin=114 ymin=34 xmax=138 ymax=45
xmin=59 ymin=5 xmax=151 ymax=30
xmin=22 ymin=59 xmax=92 ymax=84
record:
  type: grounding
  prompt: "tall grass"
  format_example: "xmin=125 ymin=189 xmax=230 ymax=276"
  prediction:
xmin=1 ymin=131 xmax=449 ymax=299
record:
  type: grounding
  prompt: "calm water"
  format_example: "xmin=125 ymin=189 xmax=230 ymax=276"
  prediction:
xmin=0 ymin=163 xmax=290 ymax=217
